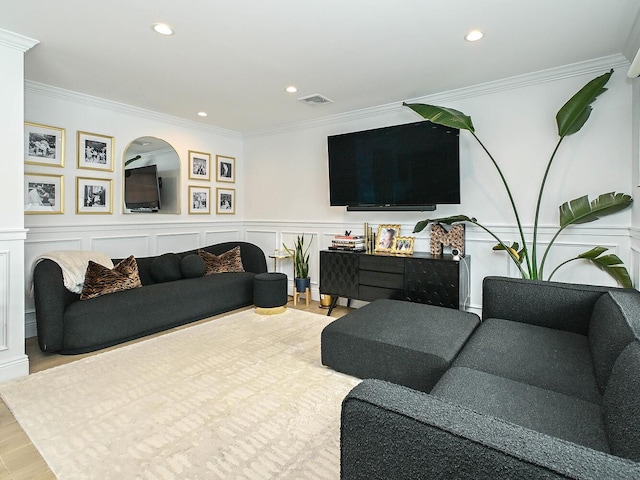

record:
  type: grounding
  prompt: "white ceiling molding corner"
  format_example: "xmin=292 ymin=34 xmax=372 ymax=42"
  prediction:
xmin=0 ymin=28 xmax=38 ymax=52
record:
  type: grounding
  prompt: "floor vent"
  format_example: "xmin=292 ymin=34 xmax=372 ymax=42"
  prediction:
xmin=298 ymin=93 xmax=334 ymax=105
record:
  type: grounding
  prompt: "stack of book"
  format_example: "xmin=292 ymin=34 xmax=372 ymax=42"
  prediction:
xmin=329 ymin=234 xmax=365 ymax=251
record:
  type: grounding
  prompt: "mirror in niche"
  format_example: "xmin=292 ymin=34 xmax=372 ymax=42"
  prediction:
xmin=123 ymin=136 xmax=180 ymax=214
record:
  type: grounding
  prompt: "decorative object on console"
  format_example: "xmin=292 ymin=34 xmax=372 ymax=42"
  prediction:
xmin=77 ymin=131 xmax=114 ymax=172
xmin=198 ymin=246 xmax=245 ymax=274
xmin=24 ymin=172 xmax=64 ymax=214
xmin=330 ymin=233 xmax=365 ymax=251
xmin=24 ymin=121 xmax=65 ymax=167
xmin=406 ymin=69 xmax=633 ymax=287
xmin=188 ymin=150 xmax=211 ymax=181
xmin=189 ymin=185 xmax=211 ymax=214
xmin=76 ymin=176 xmax=113 ymax=214
xmin=216 ymin=187 xmax=235 ymax=214
xmin=429 ymin=223 xmax=464 ymax=256
xmin=393 ymin=236 xmax=415 ymax=255
xmin=216 ymin=154 xmax=236 ymax=183
xmin=80 ymin=255 xmax=141 ymax=300
xmin=376 ymin=224 xmax=400 ymax=252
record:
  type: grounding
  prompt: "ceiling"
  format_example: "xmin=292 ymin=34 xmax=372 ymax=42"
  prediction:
xmin=2 ymin=0 xmax=640 ymax=133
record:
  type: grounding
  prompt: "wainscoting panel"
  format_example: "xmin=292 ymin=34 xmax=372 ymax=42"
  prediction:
xmin=0 ymin=251 xmax=8 ymax=350
xmin=92 ymin=235 xmax=150 ymax=258
xmin=156 ymin=232 xmax=200 ymax=254
xmin=204 ymin=229 xmax=242 ymax=246
xmin=245 ymin=230 xmax=278 ymax=270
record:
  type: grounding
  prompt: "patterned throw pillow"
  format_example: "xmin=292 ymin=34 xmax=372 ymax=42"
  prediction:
xmin=80 ymin=255 xmax=142 ymax=300
xmin=198 ymin=246 xmax=245 ymax=275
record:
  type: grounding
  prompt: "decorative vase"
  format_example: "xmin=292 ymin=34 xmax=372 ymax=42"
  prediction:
xmin=295 ymin=277 xmax=310 ymax=293
xmin=319 ymin=294 xmax=333 ymax=309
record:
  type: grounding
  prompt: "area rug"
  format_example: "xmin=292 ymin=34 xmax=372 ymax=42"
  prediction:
xmin=0 ymin=309 xmax=360 ymax=479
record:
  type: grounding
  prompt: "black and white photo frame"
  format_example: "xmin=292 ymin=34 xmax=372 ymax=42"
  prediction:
xmin=24 ymin=122 xmax=65 ymax=167
xmin=216 ymin=187 xmax=235 ymax=214
xmin=216 ymin=155 xmax=235 ymax=183
xmin=189 ymin=185 xmax=211 ymax=214
xmin=76 ymin=177 xmax=113 ymax=214
xmin=77 ymin=131 xmax=114 ymax=171
xmin=24 ymin=172 xmax=64 ymax=214
xmin=189 ymin=151 xmax=211 ymax=181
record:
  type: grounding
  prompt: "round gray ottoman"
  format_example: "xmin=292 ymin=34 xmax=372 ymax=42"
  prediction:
xmin=253 ymin=272 xmax=288 ymax=314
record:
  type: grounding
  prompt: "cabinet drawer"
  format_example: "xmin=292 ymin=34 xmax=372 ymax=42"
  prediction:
xmin=360 ymin=270 xmax=404 ymax=289
xmin=360 ymin=255 xmax=404 ymax=274
xmin=359 ymin=285 xmax=403 ymax=302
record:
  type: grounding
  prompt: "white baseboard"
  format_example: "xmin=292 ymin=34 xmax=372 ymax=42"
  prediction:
xmin=0 ymin=355 xmax=29 ymax=382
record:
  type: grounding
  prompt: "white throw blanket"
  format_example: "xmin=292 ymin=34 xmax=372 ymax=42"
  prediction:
xmin=31 ymin=250 xmax=114 ymax=294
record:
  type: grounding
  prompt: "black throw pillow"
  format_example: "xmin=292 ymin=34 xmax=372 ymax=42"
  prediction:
xmin=180 ymin=254 xmax=206 ymax=278
xmin=150 ymin=253 xmax=183 ymax=283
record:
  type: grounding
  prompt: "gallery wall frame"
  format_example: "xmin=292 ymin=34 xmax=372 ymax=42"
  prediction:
xmin=189 ymin=150 xmax=211 ymax=181
xmin=216 ymin=187 xmax=235 ymax=214
xmin=189 ymin=185 xmax=211 ymax=214
xmin=77 ymin=131 xmax=114 ymax=172
xmin=216 ymin=155 xmax=235 ymax=183
xmin=24 ymin=172 xmax=64 ymax=214
xmin=24 ymin=122 xmax=65 ymax=167
xmin=76 ymin=177 xmax=113 ymax=214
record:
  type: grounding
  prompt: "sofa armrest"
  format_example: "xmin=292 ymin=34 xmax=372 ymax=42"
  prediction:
xmin=341 ymin=379 xmax=639 ymax=480
xmin=482 ymin=276 xmax=614 ymax=335
xmin=33 ymin=259 xmax=79 ymax=352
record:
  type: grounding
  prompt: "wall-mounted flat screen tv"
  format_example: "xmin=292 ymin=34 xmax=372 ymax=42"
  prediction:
xmin=124 ymin=164 xmax=161 ymax=212
xmin=327 ymin=120 xmax=460 ymax=211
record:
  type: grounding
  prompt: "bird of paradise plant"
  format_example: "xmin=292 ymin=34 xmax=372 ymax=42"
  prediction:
xmin=404 ymin=69 xmax=633 ymax=287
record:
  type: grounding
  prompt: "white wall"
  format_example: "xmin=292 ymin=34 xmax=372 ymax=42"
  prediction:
xmin=244 ymin=56 xmax=635 ymax=313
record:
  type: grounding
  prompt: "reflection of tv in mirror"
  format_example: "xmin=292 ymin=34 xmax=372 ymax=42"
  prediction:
xmin=125 ymin=165 xmax=161 ymax=212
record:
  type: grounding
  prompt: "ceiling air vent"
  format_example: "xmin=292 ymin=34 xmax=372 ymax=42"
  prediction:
xmin=298 ymin=93 xmax=334 ymax=106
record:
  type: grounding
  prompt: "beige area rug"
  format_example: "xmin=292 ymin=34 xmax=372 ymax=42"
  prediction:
xmin=0 ymin=309 xmax=360 ymax=479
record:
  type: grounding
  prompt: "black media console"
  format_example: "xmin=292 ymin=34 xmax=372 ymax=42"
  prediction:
xmin=319 ymin=250 xmax=470 ymax=315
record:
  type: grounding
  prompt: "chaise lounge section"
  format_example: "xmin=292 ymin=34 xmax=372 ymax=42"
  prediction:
xmin=334 ymin=276 xmax=640 ymax=479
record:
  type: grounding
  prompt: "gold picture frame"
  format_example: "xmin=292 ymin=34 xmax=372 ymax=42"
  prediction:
xmin=76 ymin=177 xmax=113 ymax=214
xmin=216 ymin=155 xmax=235 ymax=183
xmin=24 ymin=122 xmax=65 ymax=167
xmin=77 ymin=131 xmax=114 ymax=171
xmin=393 ymin=236 xmax=415 ymax=255
xmin=24 ymin=173 xmax=64 ymax=214
xmin=188 ymin=151 xmax=211 ymax=181
xmin=375 ymin=224 xmax=401 ymax=252
xmin=189 ymin=185 xmax=211 ymax=214
xmin=216 ymin=187 xmax=235 ymax=214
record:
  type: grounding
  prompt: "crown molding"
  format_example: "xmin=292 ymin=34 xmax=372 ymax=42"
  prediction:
xmin=0 ymin=28 xmax=38 ymax=52
xmin=244 ymin=54 xmax=629 ymax=139
xmin=24 ymin=81 xmax=243 ymax=140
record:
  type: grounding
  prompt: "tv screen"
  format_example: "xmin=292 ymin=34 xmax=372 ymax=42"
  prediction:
xmin=124 ymin=164 xmax=161 ymax=211
xmin=327 ymin=120 xmax=460 ymax=211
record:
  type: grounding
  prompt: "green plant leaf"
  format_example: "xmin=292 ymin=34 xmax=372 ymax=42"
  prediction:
xmin=492 ymin=242 xmax=525 ymax=263
xmin=403 ymin=103 xmax=475 ymax=132
xmin=559 ymin=192 xmax=632 ymax=228
xmin=578 ymin=247 xmax=632 ymax=288
xmin=413 ymin=215 xmax=476 ymax=233
xmin=556 ymin=69 xmax=613 ymax=137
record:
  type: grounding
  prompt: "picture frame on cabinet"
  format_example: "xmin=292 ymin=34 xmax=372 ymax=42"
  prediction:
xmin=188 ymin=151 xmax=211 ymax=181
xmin=24 ymin=172 xmax=64 ymax=214
xmin=216 ymin=187 xmax=235 ymax=214
xmin=375 ymin=224 xmax=401 ymax=252
xmin=76 ymin=177 xmax=113 ymax=214
xmin=216 ymin=155 xmax=235 ymax=183
xmin=77 ymin=131 xmax=114 ymax=171
xmin=24 ymin=122 xmax=65 ymax=167
xmin=393 ymin=236 xmax=415 ymax=255
xmin=189 ymin=185 xmax=211 ymax=214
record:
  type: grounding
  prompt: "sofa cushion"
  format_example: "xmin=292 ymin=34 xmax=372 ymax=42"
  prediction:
xmin=603 ymin=341 xmax=640 ymax=461
xmin=589 ymin=290 xmax=640 ymax=393
xmin=199 ymin=246 xmax=245 ymax=274
xmin=149 ymin=253 xmax=182 ymax=283
xmin=180 ymin=254 xmax=206 ymax=278
xmin=431 ymin=366 xmax=610 ymax=453
xmin=453 ymin=318 xmax=601 ymax=404
xmin=80 ymin=255 xmax=142 ymax=300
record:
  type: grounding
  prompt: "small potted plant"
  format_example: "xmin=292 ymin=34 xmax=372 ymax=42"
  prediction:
xmin=283 ymin=234 xmax=312 ymax=292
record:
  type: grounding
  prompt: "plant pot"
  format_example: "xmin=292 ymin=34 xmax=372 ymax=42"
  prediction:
xmin=295 ymin=277 xmax=310 ymax=293
xmin=319 ymin=294 xmax=333 ymax=309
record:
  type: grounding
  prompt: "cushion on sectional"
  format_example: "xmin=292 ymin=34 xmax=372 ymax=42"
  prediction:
xmin=150 ymin=253 xmax=183 ymax=283
xmin=199 ymin=246 xmax=245 ymax=274
xmin=603 ymin=341 xmax=640 ymax=462
xmin=453 ymin=317 xmax=601 ymax=404
xmin=80 ymin=255 xmax=142 ymax=300
xmin=589 ymin=290 xmax=640 ymax=393
xmin=180 ymin=254 xmax=206 ymax=278
xmin=431 ymin=366 xmax=610 ymax=453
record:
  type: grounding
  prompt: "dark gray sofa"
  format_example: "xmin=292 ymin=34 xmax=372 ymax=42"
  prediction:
xmin=340 ymin=276 xmax=640 ymax=479
xmin=33 ymin=241 xmax=267 ymax=354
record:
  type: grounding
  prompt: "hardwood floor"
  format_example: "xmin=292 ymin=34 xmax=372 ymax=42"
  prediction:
xmin=0 ymin=299 xmax=351 ymax=479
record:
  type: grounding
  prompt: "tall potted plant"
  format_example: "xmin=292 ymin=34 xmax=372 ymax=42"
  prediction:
xmin=283 ymin=234 xmax=313 ymax=292
xmin=404 ymin=69 xmax=633 ymax=287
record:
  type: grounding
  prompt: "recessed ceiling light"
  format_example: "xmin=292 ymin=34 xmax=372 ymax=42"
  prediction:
xmin=286 ymin=86 xmax=298 ymax=93
xmin=465 ymin=30 xmax=484 ymax=42
xmin=197 ymin=111 xmax=208 ymax=117
xmin=152 ymin=23 xmax=174 ymax=36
